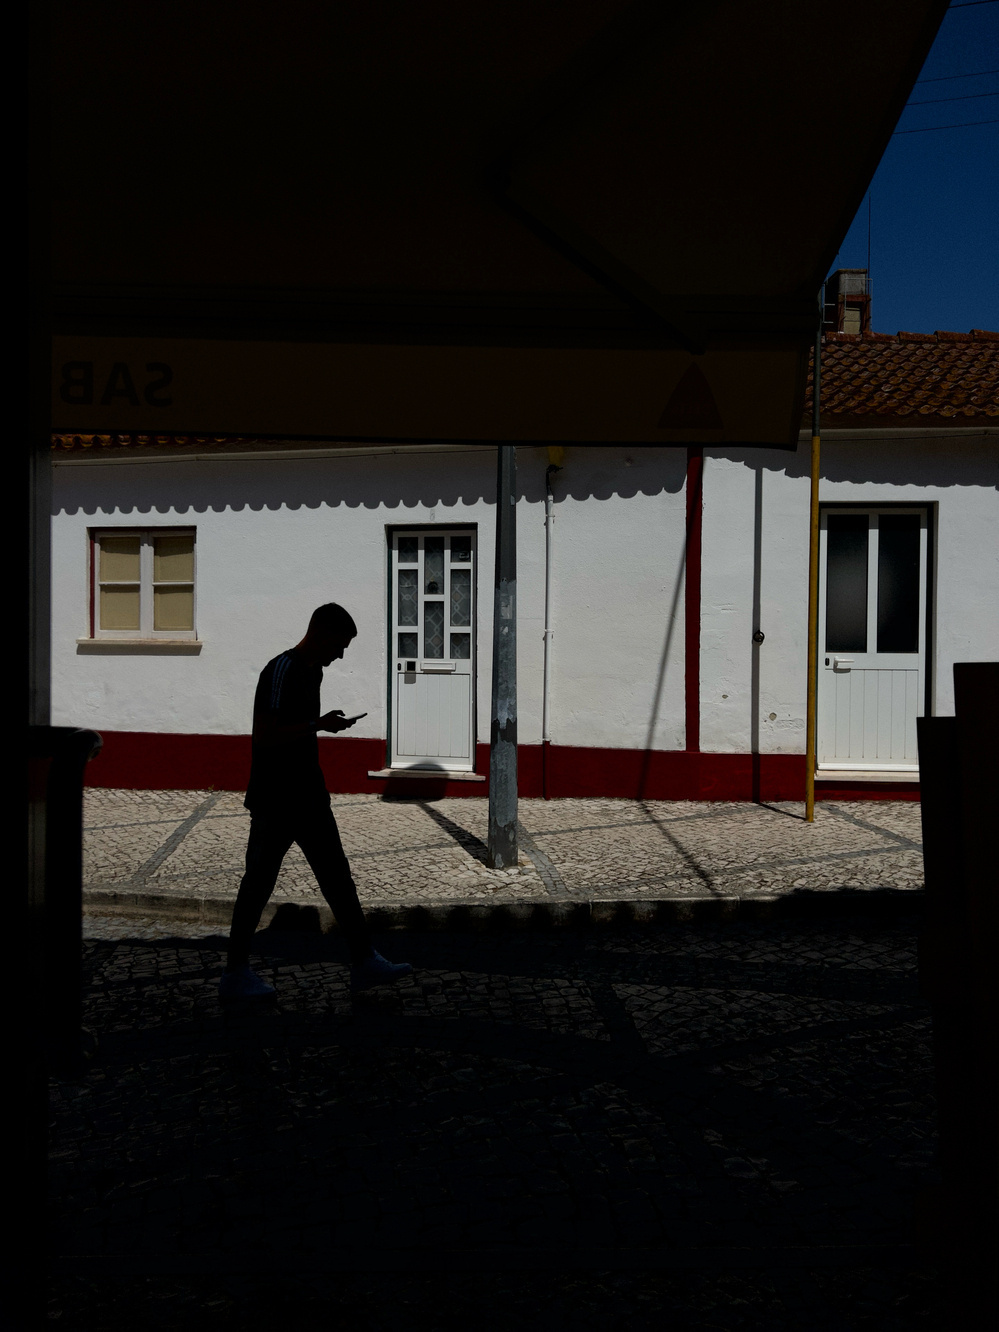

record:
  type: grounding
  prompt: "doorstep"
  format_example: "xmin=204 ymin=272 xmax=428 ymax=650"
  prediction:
xmin=367 ymin=768 xmax=486 ymax=782
xmin=815 ymin=770 xmax=919 ymax=784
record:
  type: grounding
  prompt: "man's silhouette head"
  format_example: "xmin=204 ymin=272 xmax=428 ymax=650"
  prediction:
xmin=298 ymin=603 xmax=357 ymax=666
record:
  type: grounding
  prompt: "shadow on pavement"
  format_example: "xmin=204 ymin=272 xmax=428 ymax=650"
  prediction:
xmin=51 ymin=914 xmax=941 ymax=1329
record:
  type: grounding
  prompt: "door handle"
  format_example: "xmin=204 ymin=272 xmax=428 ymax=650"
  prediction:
xmin=832 ymin=657 xmax=854 ymax=671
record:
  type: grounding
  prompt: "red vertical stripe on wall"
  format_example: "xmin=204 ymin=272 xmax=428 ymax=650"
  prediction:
xmin=685 ymin=447 xmax=703 ymax=753
xmin=88 ymin=529 xmax=96 ymax=638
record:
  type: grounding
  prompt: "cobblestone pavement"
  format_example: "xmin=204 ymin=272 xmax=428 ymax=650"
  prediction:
xmin=48 ymin=912 xmax=941 ymax=1329
xmin=82 ymin=791 xmax=924 ymax=926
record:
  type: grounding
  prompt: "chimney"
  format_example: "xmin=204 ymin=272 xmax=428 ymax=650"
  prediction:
xmin=823 ymin=268 xmax=871 ymax=335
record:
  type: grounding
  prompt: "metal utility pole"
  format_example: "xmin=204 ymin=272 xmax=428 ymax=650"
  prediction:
xmin=805 ymin=291 xmax=823 ymax=822
xmin=488 ymin=444 xmax=518 ymax=867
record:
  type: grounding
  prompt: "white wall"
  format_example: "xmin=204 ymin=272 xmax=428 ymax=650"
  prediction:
xmin=51 ymin=445 xmax=689 ymax=751
xmin=700 ymin=433 xmax=999 ymax=752
xmin=52 ymin=434 xmax=995 ymax=755
xmin=700 ymin=447 xmax=812 ymax=754
xmin=548 ymin=449 xmax=688 ymax=750
xmin=54 ymin=447 xmax=492 ymax=743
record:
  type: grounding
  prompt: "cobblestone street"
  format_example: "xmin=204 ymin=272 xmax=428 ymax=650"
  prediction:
xmin=82 ymin=790 xmax=924 ymax=926
xmin=48 ymin=793 xmax=940 ymax=1328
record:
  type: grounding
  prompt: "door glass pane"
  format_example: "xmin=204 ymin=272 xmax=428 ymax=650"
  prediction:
xmin=424 ymin=601 xmax=444 ymax=657
xmin=424 ymin=538 xmax=444 ymax=594
xmin=100 ymin=586 xmax=140 ymax=630
xmin=450 ymin=568 xmax=471 ymax=626
xmin=450 ymin=632 xmax=470 ymax=659
xmin=99 ymin=535 xmax=140 ymax=582
xmin=154 ymin=586 xmax=194 ymax=631
xmin=397 ymin=569 xmax=418 ymax=625
xmin=398 ymin=632 xmax=418 ymax=657
xmin=825 ymin=514 xmax=869 ymax=652
xmin=877 ymin=514 xmax=921 ymax=652
xmin=398 ymin=536 xmax=418 ymax=563
xmin=153 ymin=534 xmax=194 ymax=582
xmin=451 ymin=536 xmax=471 ymax=562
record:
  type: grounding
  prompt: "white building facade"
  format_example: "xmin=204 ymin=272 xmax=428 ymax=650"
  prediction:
xmin=51 ymin=344 xmax=998 ymax=802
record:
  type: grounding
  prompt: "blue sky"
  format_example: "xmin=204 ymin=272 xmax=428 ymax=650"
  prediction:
xmin=830 ymin=0 xmax=999 ymax=333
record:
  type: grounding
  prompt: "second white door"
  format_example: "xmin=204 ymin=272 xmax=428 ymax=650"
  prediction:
xmin=817 ymin=507 xmax=928 ymax=770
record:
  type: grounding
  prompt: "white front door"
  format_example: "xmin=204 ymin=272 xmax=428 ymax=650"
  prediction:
xmin=390 ymin=529 xmax=476 ymax=770
xmin=817 ymin=508 xmax=928 ymax=771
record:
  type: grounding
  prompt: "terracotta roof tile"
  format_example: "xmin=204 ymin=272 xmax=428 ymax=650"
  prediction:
xmin=804 ymin=329 xmax=999 ymax=428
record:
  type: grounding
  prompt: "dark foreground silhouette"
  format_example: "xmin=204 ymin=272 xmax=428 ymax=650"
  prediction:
xmin=50 ymin=912 xmax=942 ymax=1329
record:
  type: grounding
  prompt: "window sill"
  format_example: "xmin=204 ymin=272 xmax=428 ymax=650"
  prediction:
xmin=76 ymin=638 xmax=203 ymax=654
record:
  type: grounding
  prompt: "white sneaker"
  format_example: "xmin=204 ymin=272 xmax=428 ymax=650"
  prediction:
xmin=218 ymin=965 xmax=277 ymax=1000
xmin=350 ymin=951 xmax=414 ymax=993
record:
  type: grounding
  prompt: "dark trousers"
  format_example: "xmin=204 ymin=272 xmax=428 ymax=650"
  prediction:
xmin=227 ymin=804 xmax=372 ymax=968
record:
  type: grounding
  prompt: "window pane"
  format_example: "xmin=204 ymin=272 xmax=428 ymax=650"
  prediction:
xmin=424 ymin=601 xmax=444 ymax=657
xmin=450 ymin=568 xmax=471 ymax=626
xmin=450 ymin=632 xmax=470 ymax=659
xmin=424 ymin=538 xmax=444 ymax=594
xmin=100 ymin=585 xmax=140 ymax=630
xmin=877 ymin=514 xmax=921 ymax=653
xmin=825 ymin=514 xmax=869 ymax=652
xmin=397 ymin=569 xmax=418 ymax=625
xmin=398 ymin=537 xmax=418 ymax=563
xmin=451 ymin=536 xmax=471 ymax=562
xmin=398 ymin=632 xmax=418 ymax=658
xmin=154 ymin=586 xmax=194 ymax=631
xmin=154 ymin=534 xmax=194 ymax=582
xmin=100 ymin=535 xmax=140 ymax=583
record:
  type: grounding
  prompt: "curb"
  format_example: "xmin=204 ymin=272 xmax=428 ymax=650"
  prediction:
xmin=83 ymin=886 xmax=925 ymax=930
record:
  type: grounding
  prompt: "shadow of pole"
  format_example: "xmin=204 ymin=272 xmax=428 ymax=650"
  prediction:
xmin=638 ymin=800 xmax=718 ymax=892
xmin=416 ymin=799 xmax=489 ymax=861
xmin=636 ymin=540 xmax=687 ymax=801
xmin=637 ymin=451 xmax=700 ymax=801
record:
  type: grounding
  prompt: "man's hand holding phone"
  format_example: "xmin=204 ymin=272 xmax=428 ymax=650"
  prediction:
xmin=318 ymin=710 xmax=367 ymax=733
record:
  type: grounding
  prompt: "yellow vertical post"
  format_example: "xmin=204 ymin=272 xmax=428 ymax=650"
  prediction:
xmin=805 ymin=433 xmax=821 ymax=821
xmin=805 ymin=297 xmax=823 ymax=822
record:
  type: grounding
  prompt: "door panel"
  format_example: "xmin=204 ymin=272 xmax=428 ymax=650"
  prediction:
xmin=390 ymin=529 xmax=475 ymax=769
xmin=817 ymin=509 xmax=927 ymax=770
xmin=395 ymin=672 xmax=472 ymax=760
xmin=822 ymin=662 xmax=920 ymax=765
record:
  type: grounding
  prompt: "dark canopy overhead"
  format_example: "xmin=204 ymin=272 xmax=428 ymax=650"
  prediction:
xmin=51 ymin=0 xmax=948 ymax=446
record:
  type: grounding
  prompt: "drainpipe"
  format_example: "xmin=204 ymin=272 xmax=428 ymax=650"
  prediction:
xmin=805 ymin=289 xmax=823 ymax=822
xmin=487 ymin=445 xmax=518 ymax=867
xmin=542 ymin=457 xmax=562 ymax=799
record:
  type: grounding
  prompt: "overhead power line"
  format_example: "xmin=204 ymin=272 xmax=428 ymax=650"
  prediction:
xmin=921 ymin=67 xmax=999 ymax=81
xmin=908 ymin=90 xmax=999 ymax=104
xmin=916 ymin=68 xmax=999 ymax=81
xmin=894 ymin=117 xmax=999 ymax=132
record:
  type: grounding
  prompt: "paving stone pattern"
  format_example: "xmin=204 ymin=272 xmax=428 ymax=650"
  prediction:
xmin=48 ymin=913 xmax=941 ymax=1329
xmin=82 ymin=791 xmax=924 ymax=924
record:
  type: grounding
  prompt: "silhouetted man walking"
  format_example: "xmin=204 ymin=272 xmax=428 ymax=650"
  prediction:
xmin=220 ymin=603 xmax=412 ymax=999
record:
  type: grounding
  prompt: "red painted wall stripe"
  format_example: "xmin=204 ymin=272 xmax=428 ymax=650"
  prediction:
xmin=88 ymin=529 xmax=96 ymax=639
xmin=684 ymin=447 xmax=704 ymax=753
xmin=81 ymin=733 xmax=918 ymax=802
